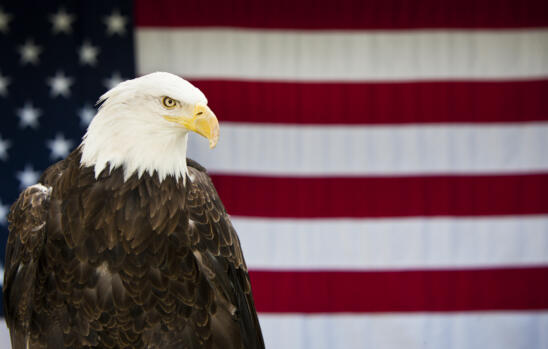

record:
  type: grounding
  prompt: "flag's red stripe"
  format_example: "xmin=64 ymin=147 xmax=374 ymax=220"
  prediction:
xmin=135 ymin=0 xmax=548 ymax=29
xmin=210 ymin=174 xmax=548 ymax=218
xmin=249 ymin=267 xmax=548 ymax=313
xmin=193 ymin=80 xmax=548 ymax=125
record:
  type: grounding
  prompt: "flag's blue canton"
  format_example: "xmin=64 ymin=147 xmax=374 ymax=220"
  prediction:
xmin=0 ymin=1 xmax=135 ymax=316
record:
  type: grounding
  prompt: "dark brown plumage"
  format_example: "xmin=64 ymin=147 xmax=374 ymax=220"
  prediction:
xmin=3 ymin=148 xmax=264 ymax=348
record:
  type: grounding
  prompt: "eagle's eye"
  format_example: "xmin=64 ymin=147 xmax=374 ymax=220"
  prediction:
xmin=162 ymin=96 xmax=177 ymax=109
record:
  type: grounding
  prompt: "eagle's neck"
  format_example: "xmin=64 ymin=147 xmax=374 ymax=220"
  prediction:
xmin=80 ymin=108 xmax=189 ymax=183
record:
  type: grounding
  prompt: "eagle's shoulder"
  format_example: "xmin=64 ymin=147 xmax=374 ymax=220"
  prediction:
xmin=186 ymin=157 xmax=208 ymax=173
xmin=185 ymin=158 xmax=241 ymax=265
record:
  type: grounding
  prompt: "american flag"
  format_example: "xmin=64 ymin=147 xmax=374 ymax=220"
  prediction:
xmin=1 ymin=0 xmax=548 ymax=348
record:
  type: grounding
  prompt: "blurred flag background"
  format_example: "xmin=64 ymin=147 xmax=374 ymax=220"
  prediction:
xmin=1 ymin=1 xmax=548 ymax=348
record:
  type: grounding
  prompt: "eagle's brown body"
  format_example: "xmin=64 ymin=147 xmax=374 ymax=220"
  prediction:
xmin=3 ymin=148 xmax=264 ymax=348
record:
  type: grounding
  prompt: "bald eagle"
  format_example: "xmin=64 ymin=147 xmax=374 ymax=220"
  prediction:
xmin=3 ymin=72 xmax=265 ymax=349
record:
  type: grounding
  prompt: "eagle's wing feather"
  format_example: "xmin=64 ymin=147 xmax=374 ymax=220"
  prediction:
xmin=4 ymin=183 xmax=51 ymax=349
xmin=4 ymin=158 xmax=73 ymax=349
xmin=186 ymin=159 xmax=265 ymax=349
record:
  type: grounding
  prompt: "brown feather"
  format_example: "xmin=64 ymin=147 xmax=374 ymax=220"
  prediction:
xmin=3 ymin=151 xmax=264 ymax=348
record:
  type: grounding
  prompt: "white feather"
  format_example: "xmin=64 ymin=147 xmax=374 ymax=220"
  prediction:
xmin=80 ymin=72 xmax=208 ymax=182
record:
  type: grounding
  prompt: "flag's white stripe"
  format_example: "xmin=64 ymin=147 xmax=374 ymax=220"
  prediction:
xmin=258 ymin=312 xmax=548 ymax=349
xmin=235 ymin=216 xmax=548 ymax=270
xmin=137 ymin=29 xmax=548 ymax=81
xmin=0 ymin=321 xmax=8 ymax=347
xmin=187 ymin=122 xmax=548 ymax=176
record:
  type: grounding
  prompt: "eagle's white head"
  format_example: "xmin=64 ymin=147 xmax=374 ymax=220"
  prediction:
xmin=80 ymin=72 xmax=219 ymax=182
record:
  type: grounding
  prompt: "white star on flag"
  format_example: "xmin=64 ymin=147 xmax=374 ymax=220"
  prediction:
xmin=103 ymin=72 xmax=124 ymax=90
xmin=16 ymin=165 xmax=40 ymax=190
xmin=17 ymin=102 xmax=42 ymax=129
xmin=0 ymin=7 xmax=12 ymax=34
xmin=47 ymin=134 xmax=74 ymax=160
xmin=49 ymin=8 xmax=75 ymax=34
xmin=79 ymin=41 xmax=100 ymax=66
xmin=79 ymin=104 xmax=96 ymax=127
xmin=104 ymin=10 xmax=127 ymax=36
xmin=47 ymin=71 xmax=74 ymax=98
xmin=0 ymin=71 xmax=10 ymax=96
xmin=0 ymin=200 xmax=8 ymax=226
xmin=0 ymin=134 xmax=11 ymax=161
xmin=18 ymin=39 xmax=42 ymax=65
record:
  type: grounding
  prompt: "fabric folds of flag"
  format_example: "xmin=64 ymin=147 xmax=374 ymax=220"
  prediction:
xmin=0 ymin=0 xmax=547 ymax=348
xmin=135 ymin=1 xmax=548 ymax=348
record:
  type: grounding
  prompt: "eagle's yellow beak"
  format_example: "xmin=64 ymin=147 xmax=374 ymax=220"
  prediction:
xmin=164 ymin=104 xmax=219 ymax=148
